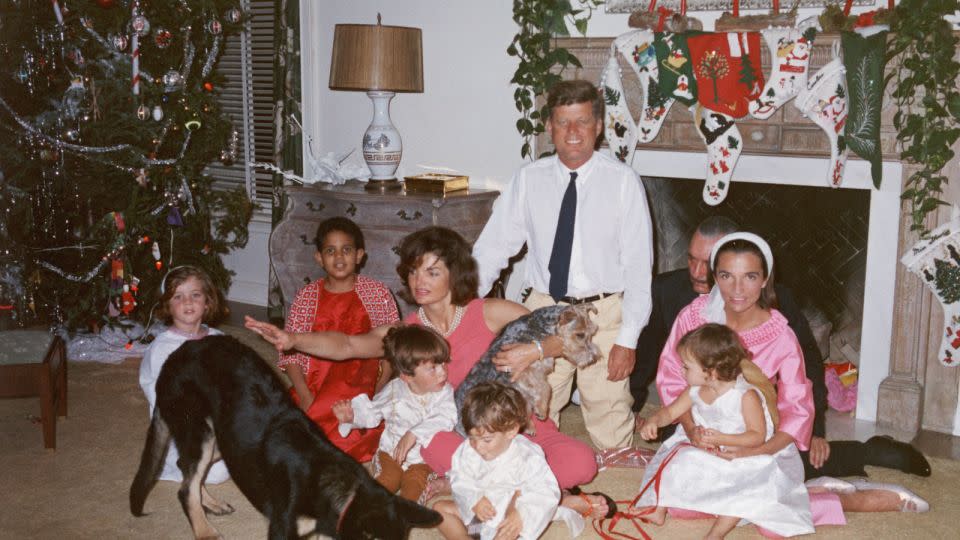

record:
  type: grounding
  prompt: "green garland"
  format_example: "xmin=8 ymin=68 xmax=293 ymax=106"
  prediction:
xmin=508 ymin=0 xmax=602 ymax=159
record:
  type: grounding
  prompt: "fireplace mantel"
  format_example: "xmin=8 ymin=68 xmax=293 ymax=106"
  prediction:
xmin=546 ymin=34 xmax=942 ymax=434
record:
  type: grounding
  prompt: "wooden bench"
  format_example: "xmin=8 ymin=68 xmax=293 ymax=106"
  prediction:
xmin=0 ymin=331 xmax=68 ymax=449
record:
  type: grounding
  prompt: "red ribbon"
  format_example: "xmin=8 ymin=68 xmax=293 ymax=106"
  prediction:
xmin=733 ymin=0 xmax=740 ymax=18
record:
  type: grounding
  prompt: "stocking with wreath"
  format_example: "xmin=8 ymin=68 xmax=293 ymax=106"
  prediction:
xmin=901 ymin=208 xmax=960 ymax=367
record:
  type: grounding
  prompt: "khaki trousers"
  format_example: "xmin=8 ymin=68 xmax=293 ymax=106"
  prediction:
xmin=375 ymin=451 xmax=433 ymax=502
xmin=525 ymin=290 xmax=635 ymax=449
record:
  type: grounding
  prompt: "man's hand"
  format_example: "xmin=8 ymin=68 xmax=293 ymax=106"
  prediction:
xmin=473 ymin=496 xmax=496 ymax=522
xmin=808 ymin=436 xmax=831 ymax=469
xmin=331 ymin=399 xmax=353 ymax=424
xmin=638 ymin=417 xmax=659 ymax=441
xmin=392 ymin=431 xmax=417 ymax=466
xmin=243 ymin=316 xmax=295 ymax=352
xmin=606 ymin=345 xmax=635 ymax=381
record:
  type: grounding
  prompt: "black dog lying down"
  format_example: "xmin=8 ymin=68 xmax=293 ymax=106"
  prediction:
xmin=130 ymin=335 xmax=440 ymax=540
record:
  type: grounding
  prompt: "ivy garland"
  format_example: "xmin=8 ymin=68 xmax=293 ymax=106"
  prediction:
xmin=508 ymin=0 xmax=602 ymax=159
xmin=888 ymin=0 xmax=960 ymax=236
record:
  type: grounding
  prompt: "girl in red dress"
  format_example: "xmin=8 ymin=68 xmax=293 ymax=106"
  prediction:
xmin=277 ymin=217 xmax=400 ymax=462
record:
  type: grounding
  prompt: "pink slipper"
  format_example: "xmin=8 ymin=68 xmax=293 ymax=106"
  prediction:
xmin=849 ymin=479 xmax=930 ymax=512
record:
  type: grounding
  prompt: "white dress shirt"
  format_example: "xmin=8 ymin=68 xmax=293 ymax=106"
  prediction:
xmin=338 ymin=378 xmax=457 ymax=469
xmin=473 ymin=152 xmax=654 ymax=346
xmin=450 ymin=436 xmax=561 ymax=540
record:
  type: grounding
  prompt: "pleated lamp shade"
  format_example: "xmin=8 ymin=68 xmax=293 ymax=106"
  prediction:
xmin=329 ymin=23 xmax=423 ymax=93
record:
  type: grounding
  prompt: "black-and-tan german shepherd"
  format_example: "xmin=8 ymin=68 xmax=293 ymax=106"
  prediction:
xmin=130 ymin=335 xmax=440 ymax=539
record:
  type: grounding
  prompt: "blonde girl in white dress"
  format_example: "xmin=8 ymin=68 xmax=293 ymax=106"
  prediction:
xmin=634 ymin=323 xmax=813 ymax=539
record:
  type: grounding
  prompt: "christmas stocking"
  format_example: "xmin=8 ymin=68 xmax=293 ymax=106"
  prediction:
xmin=687 ymin=31 xmax=764 ymax=119
xmin=901 ymin=207 xmax=960 ymax=367
xmin=841 ymin=26 xmax=889 ymax=189
xmin=749 ymin=19 xmax=819 ymax=119
xmin=653 ymin=31 xmax=700 ymax=106
xmin=795 ymin=51 xmax=849 ymax=187
xmin=600 ymin=54 xmax=638 ymax=164
xmin=615 ymin=29 xmax=675 ymax=143
xmin=692 ymin=105 xmax=742 ymax=206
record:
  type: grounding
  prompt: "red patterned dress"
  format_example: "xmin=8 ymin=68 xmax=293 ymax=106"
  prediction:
xmin=278 ymin=275 xmax=400 ymax=462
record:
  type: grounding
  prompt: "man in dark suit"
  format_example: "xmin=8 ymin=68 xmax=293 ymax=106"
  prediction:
xmin=631 ymin=217 xmax=930 ymax=479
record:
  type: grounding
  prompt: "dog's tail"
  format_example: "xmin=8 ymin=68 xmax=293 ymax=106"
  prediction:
xmin=129 ymin=409 xmax=171 ymax=516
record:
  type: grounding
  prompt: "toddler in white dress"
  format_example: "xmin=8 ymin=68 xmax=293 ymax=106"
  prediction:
xmin=434 ymin=382 xmax=560 ymax=540
xmin=334 ymin=325 xmax=458 ymax=501
xmin=634 ymin=323 xmax=813 ymax=539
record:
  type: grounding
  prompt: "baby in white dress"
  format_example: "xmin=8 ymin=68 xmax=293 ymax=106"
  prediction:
xmin=433 ymin=382 xmax=560 ymax=540
xmin=635 ymin=323 xmax=813 ymax=539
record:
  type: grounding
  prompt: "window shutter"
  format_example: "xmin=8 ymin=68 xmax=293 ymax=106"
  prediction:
xmin=206 ymin=0 xmax=275 ymax=204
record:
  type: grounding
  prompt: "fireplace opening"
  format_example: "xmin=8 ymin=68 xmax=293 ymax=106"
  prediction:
xmin=643 ymin=176 xmax=871 ymax=365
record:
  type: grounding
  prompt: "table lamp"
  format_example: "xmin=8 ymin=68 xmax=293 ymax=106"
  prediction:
xmin=329 ymin=16 xmax=423 ymax=192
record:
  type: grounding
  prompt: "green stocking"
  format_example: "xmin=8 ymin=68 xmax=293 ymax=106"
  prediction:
xmin=841 ymin=29 xmax=888 ymax=188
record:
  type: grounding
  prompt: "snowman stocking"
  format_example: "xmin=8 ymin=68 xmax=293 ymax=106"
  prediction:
xmin=692 ymin=105 xmax=742 ymax=205
xmin=653 ymin=31 xmax=699 ymax=106
xmin=901 ymin=208 xmax=960 ymax=367
xmin=795 ymin=52 xmax=849 ymax=187
xmin=600 ymin=54 xmax=639 ymax=164
xmin=749 ymin=20 xmax=818 ymax=119
xmin=842 ymin=26 xmax=889 ymax=189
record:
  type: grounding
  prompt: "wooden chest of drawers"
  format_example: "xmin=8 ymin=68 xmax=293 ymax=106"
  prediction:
xmin=270 ymin=182 xmax=499 ymax=315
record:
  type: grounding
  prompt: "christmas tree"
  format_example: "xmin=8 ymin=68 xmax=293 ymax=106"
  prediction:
xmin=0 ymin=0 xmax=254 ymax=330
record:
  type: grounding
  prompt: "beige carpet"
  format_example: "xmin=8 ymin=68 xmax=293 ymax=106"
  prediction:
xmin=0 ymin=327 xmax=952 ymax=539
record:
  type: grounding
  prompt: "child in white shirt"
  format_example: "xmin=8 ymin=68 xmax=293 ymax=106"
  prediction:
xmin=434 ymin=382 xmax=560 ymax=540
xmin=333 ymin=325 xmax=457 ymax=501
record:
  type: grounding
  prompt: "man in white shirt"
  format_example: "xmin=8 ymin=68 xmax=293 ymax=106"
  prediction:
xmin=473 ymin=80 xmax=654 ymax=449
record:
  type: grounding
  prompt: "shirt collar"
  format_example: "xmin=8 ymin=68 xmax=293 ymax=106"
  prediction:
xmin=557 ymin=151 xmax=597 ymax=180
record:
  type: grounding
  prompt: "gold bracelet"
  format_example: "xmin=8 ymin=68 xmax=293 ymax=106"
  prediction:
xmin=533 ymin=339 xmax=544 ymax=362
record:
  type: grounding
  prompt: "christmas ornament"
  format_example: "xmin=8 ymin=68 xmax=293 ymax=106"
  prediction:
xmin=795 ymin=53 xmax=848 ymax=187
xmin=136 ymin=103 xmax=149 ymax=120
xmin=206 ymin=19 xmax=222 ymax=35
xmin=151 ymin=105 xmax=164 ymax=121
xmin=151 ymin=241 xmax=161 ymax=270
xmin=184 ymin=118 xmax=201 ymax=131
xmin=162 ymin=69 xmax=183 ymax=89
xmin=135 ymin=168 xmax=148 ymax=187
xmin=750 ymin=20 xmax=818 ymax=120
xmin=202 ymin=81 xmax=214 ymax=92
xmin=121 ymin=284 xmax=136 ymax=315
xmin=63 ymin=128 xmax=80 ymax=142
xmin=153 ymin=27 xmax=173 ymax=49
xmin=167 ymin=206 xmax=184 ymax=226
xmin=130 ymin=14 xmax=151 ymax=37
xmin=224 ymin=7 xmax=242 ymax=24
xmin=111 ymin=33 xmax=128 ymax=51
xmin=96 ymin=0 xmax=116 ymax=8
xmin=902 ymin=207 xmax=960 ymax=367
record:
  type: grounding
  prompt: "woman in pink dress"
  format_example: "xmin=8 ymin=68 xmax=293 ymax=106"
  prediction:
xmin=656 ymin=232 xmax=928 ymax=531
xmin=247 ymin=226 xmax=613 ymax=518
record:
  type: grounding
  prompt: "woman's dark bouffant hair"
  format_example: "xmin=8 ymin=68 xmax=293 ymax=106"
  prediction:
xmin=156 ymin=265 xmax=227 ymax=325
xmin=396 ymin=226 xmax=479 ymax=306
xmin=461 ymin=381 xmax=529 ymax=434
xmin=677 ymin=323 xmax=750 ymax=382
xmin=382 ymin=324 xmax=450 ymax=376
xmin=712 ymin=239 xmax=778 ymax=310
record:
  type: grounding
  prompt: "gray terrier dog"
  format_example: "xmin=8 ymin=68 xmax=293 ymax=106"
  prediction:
xmin=454 ymin=304 xmax=601 ymax=435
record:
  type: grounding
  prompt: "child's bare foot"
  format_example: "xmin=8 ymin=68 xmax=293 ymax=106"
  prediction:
xmin=561 ymin=488 xmax=617 ymax=519
xmin=626 ymin=505 xmax=666 ymax=525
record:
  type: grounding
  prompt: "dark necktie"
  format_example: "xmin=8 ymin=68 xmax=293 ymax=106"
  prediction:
xmin=548 ymin=171 xmax=578 ymax=302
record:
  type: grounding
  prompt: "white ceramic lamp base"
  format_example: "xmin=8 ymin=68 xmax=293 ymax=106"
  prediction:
xmin=362 ymin=91 xmax=403 ymax=191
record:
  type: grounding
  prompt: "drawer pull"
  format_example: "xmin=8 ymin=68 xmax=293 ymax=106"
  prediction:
xmin=346 ymin=203 xmax=357 ymax=216
xmin=299 ymin=234 xmax=312 ymax=245
xmin=397 ymin=210 xmax=423 ymax=221
xmin=750 ymin=130 xmax=765 ymax=142
xmin=305 ymin=201 xmax=325 ymax=212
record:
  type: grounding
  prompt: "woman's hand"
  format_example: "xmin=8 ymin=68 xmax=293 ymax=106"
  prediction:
xmin=699 ymin=428 xmax=727 ymax=447
xmin=808 ymin=436 xmax=831 ymax=469
xmin=244 ymin=316 xmax=295 ymax=352
xmin=716 ymin=445 xmax=760 ymax=460
xmin=687 ymin=425 xmax=717 ymax=451
xmin=639 ymin=418 xmax=659 ymax=441
xmin=492 ymin=343 xmax=538 ymax=382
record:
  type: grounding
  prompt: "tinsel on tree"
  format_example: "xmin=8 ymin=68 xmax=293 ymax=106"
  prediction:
xmin=0 ymin=0 xmax=254 ymax=330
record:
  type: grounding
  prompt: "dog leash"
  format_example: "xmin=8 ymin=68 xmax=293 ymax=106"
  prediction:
xmin=591 ymin=443 xmax=693 ymax=540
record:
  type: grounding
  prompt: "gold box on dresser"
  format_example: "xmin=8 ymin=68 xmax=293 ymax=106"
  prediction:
xmin=403 ymin=173 xmax=469 ymax=194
